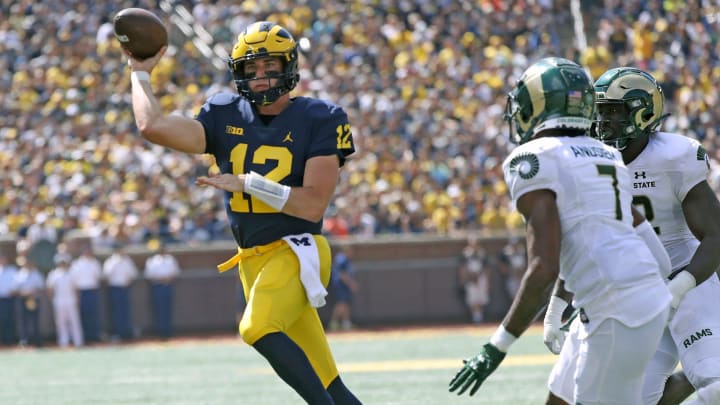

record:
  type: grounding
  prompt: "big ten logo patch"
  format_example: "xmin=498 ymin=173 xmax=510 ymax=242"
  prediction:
xmin=226 ymin=125 xmax=244 ymax=136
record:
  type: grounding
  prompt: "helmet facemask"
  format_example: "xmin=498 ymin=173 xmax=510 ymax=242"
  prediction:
xmin=593 ymin=100 xmax=641 ymax=150
xmin=228 ymin=22 xmax=300 ymax=106
xmin=504 ymin=92 xmax=524 ymax=145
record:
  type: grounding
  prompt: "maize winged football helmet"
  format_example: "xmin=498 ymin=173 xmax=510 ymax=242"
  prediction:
xmin=228 ymin=21 xmax=300 ymax=105
xmin=504 ymin=57 xmax=595 ymax=145
xmin=593 ymin=67 xmax=667 ymax=150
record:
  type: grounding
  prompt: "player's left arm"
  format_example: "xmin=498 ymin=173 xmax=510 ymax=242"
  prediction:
xmin=659 ymin=141 xmax=720 ymax=307
xmin=282 ymin=154 xmax=339 ymax=222
xmin=194 ymin=154 xmax=339 ymax=223
xmin=681 ymin=180 xmax=720 ymax=284
xmin=282 ymin=105 xmax=352 ymax=221
xmin=662 ymin=179 xmax=720 ymax=309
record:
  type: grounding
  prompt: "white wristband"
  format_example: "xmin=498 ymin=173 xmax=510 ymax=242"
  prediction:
xmin=489 ymin=325 xmax=517 ymax=353
xmin=131 ymin=71 xmax=150 ymax=82
xmin=636 ymin=220 xmax=671 ymax=277
xmin=667 ymin=270 xmax=696 ymax=308
xmin=243 ymin=171 xmax=291 ymax=211
xmin=546 ymin=295 xmax=568 ymax=320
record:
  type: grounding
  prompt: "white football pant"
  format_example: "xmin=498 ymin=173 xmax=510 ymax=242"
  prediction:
xmin=548 ymin=308 xmax=668 ymax=405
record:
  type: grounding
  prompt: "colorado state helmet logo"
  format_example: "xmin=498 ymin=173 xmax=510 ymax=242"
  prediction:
xmin=509 ymin=153 xmax=540 ymax=179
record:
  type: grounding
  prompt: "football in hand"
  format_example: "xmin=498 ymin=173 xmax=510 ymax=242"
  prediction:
xmin=113 ymin=8 xmax=168 ymax=60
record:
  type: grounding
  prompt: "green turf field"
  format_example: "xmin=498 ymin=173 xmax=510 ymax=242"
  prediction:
xmin=0 ymin=325 xmax=696 ymax=404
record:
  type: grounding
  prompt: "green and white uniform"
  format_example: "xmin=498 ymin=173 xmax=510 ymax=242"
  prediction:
xmin=504 ymin=135 xmax=671 ymax=405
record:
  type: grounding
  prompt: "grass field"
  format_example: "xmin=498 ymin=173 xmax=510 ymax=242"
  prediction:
xmin=0 ymin=325 xmax=696 ymax=404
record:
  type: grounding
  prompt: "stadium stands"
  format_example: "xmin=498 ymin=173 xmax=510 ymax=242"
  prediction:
xmin=1 ymin=0 xmax=719 ymax=246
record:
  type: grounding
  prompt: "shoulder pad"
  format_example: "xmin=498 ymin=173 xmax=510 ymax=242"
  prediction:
xmin=298 ymin=97 xmax=346 ymax=118
xmin=652 ymin=132 xmax=699 ymax=162
xmin=207 ymin=92 xmax=239 ymax=106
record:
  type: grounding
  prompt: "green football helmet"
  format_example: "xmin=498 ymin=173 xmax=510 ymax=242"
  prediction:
xmin=593 ymin=67 xmax=667 ymax=150
xmin=504 ymin=57 xmax=595 ymax=145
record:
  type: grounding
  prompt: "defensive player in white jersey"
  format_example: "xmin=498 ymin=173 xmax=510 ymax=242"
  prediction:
xmin=546 ymin=68 xmax=720 ymax=405
xmin=448 ymin=57 xmax=672 ymax=404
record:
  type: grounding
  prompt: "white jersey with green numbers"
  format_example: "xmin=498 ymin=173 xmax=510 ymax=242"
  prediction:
xmin=626 ymin=131 xmax=709 ymax=273
xmin=502 ymin=135 xmax=671 ymax=330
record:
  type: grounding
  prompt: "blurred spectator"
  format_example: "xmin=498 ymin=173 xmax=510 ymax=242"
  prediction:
xmin=501 ymin=238 xmax=526 ymax=298
xmin=144 ymin=241 xmax=180 ymax=340
xmin=0 ymin=1 xmax=718 ymax=243
xmin=69 ymin=247 xmax=103 ymax=343
xmin=323 ymin=209 xmax=351 ymax=238
xmin=457 ymin=236 xmax=489 ymax=324
xmin=0 ymin=254 xmax=19 ymax=346
xmin=46 ymin=253 xmax=83 ymax=348
xmin=329 ymin=246 xmax=358 ymax=331
xmin=13 ymin=256 xmax=44 ymax=347
xmin=102 ymin=242 xmax=138 ymax=342
xmin=25 ymin=212 xmax=58 ymax=244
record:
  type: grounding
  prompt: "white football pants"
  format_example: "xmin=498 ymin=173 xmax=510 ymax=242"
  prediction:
xmin=548 ymin=308 xmax=668 ymax=405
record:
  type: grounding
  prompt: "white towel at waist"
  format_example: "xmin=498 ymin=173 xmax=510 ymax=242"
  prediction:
xmin=282 ymin=233 xmax=327 ymax=308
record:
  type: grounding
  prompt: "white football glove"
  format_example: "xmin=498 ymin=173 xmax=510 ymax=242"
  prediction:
xmin=543 ymin=295 xmax=568 ymax=355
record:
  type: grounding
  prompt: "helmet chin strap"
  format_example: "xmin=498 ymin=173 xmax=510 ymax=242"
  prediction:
xmin=237 ymin=76 xmax=289 ymax=105
xmin=610 ymin=139 xmax=629 ymax=151
xmin=533 ymin=117 xmax=592 ymax=136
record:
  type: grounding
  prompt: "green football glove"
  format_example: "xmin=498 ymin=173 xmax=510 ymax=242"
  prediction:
xmin=448 ymin=343 xmax=506 ymax=396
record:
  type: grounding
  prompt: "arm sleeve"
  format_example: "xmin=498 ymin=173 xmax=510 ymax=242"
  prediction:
xmin=635 ymin=220 xmax=672 ymax=278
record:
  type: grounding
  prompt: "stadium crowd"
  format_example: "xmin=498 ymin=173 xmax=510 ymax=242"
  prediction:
xmin=1 ymin=0 xmax=719 ymax=248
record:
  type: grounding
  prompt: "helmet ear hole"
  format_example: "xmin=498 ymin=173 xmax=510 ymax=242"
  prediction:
xmin=518 ymin=105 xmax=532 ymax=122
xmin=641 ymin=108 xmax=654 ymax=122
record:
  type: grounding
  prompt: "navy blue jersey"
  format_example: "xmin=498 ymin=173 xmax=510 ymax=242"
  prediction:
xmin=196 ymin=94 xmax=355 ymax=248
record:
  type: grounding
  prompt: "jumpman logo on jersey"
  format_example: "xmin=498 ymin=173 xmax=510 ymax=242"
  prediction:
xmin=282 ymin=131 xmax=293 ymax=143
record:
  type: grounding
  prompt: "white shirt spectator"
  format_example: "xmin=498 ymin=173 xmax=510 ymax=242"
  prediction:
xmin=26 ymin=213 xmax=58 ymax=243
xmin=14 ymin=266 xmax=44 ymax=296
xmin=96 ymin=21 xmax=114 ymax=44
xmin=46 ymin=266 xmax=78 ymax=306
xmin=69 ymin=253 xmax=102 ymax=290
xmin=0 ymin=257 xmax=18 ymax=298
xmin=46 ymin=256 xmax=84 ymax=348
xmin=144 ymin=251 xmax=181 ymax=282
xmin=103 ymin=252 xmax=138 ymax=287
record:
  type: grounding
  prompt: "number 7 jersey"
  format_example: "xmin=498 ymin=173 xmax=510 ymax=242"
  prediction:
xmin=502 ymin=135 xmax=670 ymax=329
xmin=626 ymin=131 xmax=709 ymax=272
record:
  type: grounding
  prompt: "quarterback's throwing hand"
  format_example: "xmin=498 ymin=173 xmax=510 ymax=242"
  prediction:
xmin=448 ymin=343 xmax=506 ymax=396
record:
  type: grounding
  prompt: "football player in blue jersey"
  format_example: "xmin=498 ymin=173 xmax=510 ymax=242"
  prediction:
xmin=125 ymin=21 xmax=361 ymax=404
